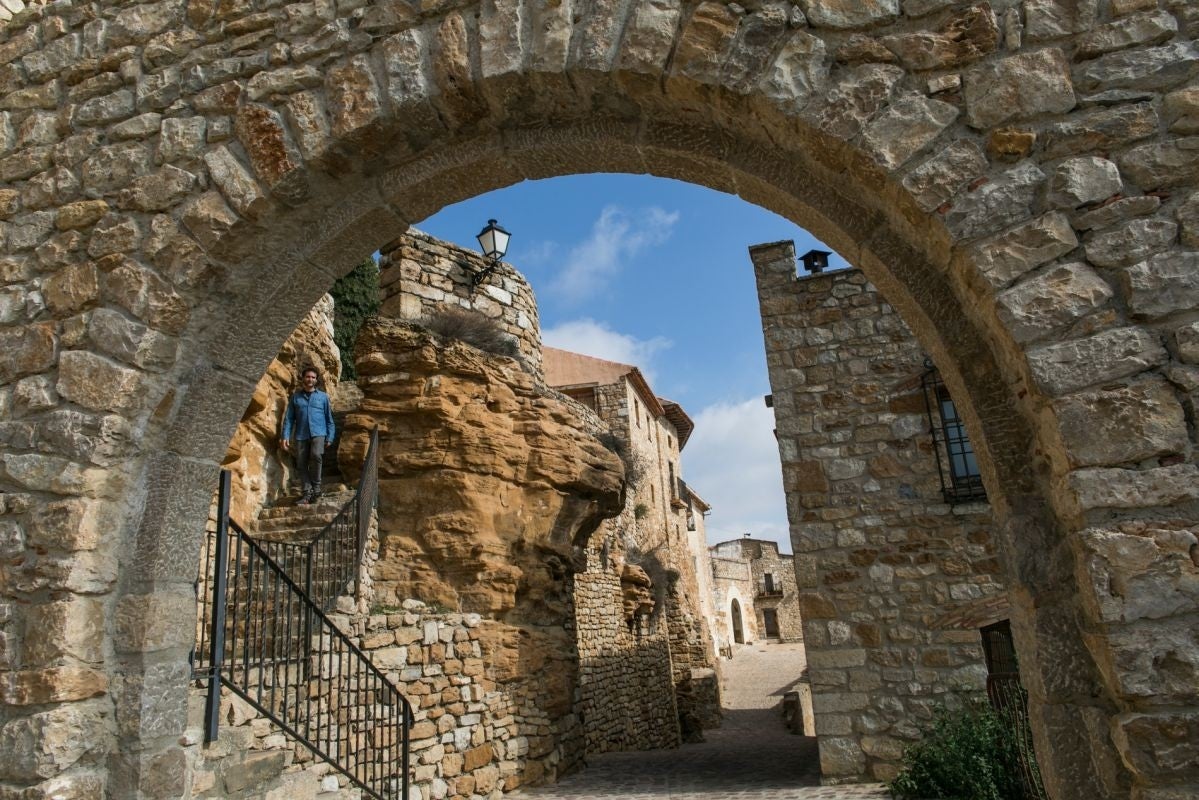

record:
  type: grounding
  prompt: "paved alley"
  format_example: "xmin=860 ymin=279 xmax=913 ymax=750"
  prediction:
xmin=513 ymin=642 xmax=893 ymax=799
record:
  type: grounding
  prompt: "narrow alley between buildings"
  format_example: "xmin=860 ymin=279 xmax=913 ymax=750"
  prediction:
xmin=514 ymin=643 xmax=894 ymax=799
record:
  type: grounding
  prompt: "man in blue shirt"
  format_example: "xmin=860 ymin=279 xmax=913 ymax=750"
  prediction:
xmin=281 ymin=367 xmax=335 ymax=505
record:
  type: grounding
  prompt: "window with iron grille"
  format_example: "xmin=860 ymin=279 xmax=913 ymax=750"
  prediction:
xmin=921 ymin=363 xmax=987 ymax=505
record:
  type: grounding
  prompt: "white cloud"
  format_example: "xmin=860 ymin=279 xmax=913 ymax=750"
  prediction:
xmin=683 ymin=398 xmax=791 ymax=552
xmin=542 ymin=319 xmax=671 ymax=384
xmin=548 ymin=205 xmax=680 ymax=303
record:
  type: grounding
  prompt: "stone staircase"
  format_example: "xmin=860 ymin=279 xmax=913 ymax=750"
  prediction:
xmin=251 ymin=486 xmax=357 ymax=543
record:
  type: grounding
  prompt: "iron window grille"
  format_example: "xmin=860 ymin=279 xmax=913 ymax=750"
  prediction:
xmin=921 ymin=363 xmax=987 ymax=505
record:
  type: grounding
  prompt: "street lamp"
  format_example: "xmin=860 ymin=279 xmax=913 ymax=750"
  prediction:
xmin=472 ymin=219 xmax=511 ymax=287
xmin=799 ymin=248 xmax=831 ymax=275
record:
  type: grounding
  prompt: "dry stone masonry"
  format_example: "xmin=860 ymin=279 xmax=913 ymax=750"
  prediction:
xmin=0 ymin=0 xmax=1198 ymax=797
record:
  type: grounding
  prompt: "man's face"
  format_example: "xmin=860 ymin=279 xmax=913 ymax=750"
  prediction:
xmin=303 ymin=372 xmax=318 ymax=390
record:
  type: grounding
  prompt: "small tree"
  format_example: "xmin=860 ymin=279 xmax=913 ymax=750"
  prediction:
xmin=331 ymin=257 xmax=381 ymax=379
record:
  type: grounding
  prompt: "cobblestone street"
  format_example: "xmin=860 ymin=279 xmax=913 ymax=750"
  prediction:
xmin=514 ymin=642 xmax=893 ymax=799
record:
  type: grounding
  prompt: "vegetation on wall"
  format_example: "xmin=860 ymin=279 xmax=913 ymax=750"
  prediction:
xmin=889 ymin=702 xmax=1027 ymax=800
xmin=330 ymin=257 xmax=381 ymax=380
xmin=421 ymin=306 xmax=520 ymax=358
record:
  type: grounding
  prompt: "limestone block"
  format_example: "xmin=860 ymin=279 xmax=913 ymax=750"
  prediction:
xmin=721 ymin=3 xmax=789 ymax=92
xmin=1113 ymin=711 xmax=1199 ymax=786
xmin=819 ymin=735 xmax=867 ymax=776
xmin=86 ymin=307 xmax=178 ymax=371
xmin=22 ymin=595 xmax=106 ymax=664
xmin=1027 ymin=327 xmax=1166 ymax=396
xmin=1176 ymin=321 xmax=1199 ymax=363
xmin=761 ymin=30 xmax=827 ymax=115
xmin=1053 ymin=377 xmax=1189 ymax=467
xmin=3 ymin=666 xmax=107 ymax=705
xmin=1024 ymin=0 xmax=1097 ymax=40
xmin=996 ymin=262 xmax=1113 ymax=343
xmin=671 ymin=1 xmax=740 ymax=86
xmin=1084 ymin=219 xmax=1177 ymax=268
xmin=1074 ymin=524 xmax=1199 ymax=624
xmin=1075 ymin=10 xmax=1177 ymax=59
xmin=234 ymin=103 xmax=307 ymax=208
xmin=203 ymin=145 xmax=268 ymax=219
xmin=80 ymin=141 xmax=152 ymax=195
xmin=0 ymin=322 xmax=57 ymax=384
xmin=119 ymin=165 xmax=198 ymax=212
xmin=1177 ymin=191 xmax=1199 ymax=247
xmin=27 ymin=497 xmax=113 ymax=551
xmin=0 ymin=700 xmax=113 ymax=782
xmin=43 ymin=261 xmax=99 ymax=315
xmin=56 ymin=350 xmax=154 ymax=414
xmin=114 ymin=591 xmax=196 ymax=654
xmin=1074 ymin=42 xmax=1199 ymax=93
xmin=962 ymin=48 xmax=1075 ymax=129
xmin=946 ymin=161 xmax=1046 ymax=239
xmin=1072 ymin=195 xmax=1160 ymax=231
xmin=860 ymin=93 xmax=958 ymax=170
xmin=1090 ymin=618 xmax=1199 ymax=705
xmin=157 ymin=116 xmax=206 ymax=164
xmin=181 ymin=190 xmax=239 ymax=251
xmin=87 ymin=214 xmax=141 ymax=258
xmin=74 ymin=89 xmax=135 ymax=127
xmin=972 ymin=211 xmax=1078 ymax=288
xmin=55 ymin=200 xmax=109 ymax=231
xmin=804 ymin=63 xmax=902 ymax=141
xmin=1048 ymin=157 xmax=1121 ymax=209
xmin=1121 ymin=250 xmax=1199 ymax=320
xmin=800 ymin=0 xmax=898 ymax=29
xmin=880 ymin=4 xmax=998 ymax=71
xmin=1042 ymin=102 xmax=1158 ymax=159
xmin=12 ymin=374 xmax=57 ymax=415
xmin=901 ymin=139 xmax=987 ymax=212
xmin=102 ymin=257 xmax=189 ymax=334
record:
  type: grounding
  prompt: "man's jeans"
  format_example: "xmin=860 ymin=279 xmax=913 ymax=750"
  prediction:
xmin=294 ymin=436 xmax=325 ymax=498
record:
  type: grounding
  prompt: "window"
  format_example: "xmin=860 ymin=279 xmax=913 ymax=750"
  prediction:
xmin=764 ymin=573 xmax=775 ymax=593
xmin=635 ymin=398 xmax=641 ymax=428
xmin=921 ymin=364 xmax=987 ymax=504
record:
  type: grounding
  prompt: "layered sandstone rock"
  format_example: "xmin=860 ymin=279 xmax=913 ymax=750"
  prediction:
xmin=337 ymin=318 xmax=624 ymax=617
xmin=222 ymin=294 xmax=340 ymax=523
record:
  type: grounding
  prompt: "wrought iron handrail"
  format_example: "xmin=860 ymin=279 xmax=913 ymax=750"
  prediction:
xmin=192 ymin=429 xmax=404 ymax=797
xmin=195 ymin=468 xmax=411 ymax=800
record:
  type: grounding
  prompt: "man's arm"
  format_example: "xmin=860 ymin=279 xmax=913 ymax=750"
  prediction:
xmin=324 ymin=392 xmax=335 ymax=443
xmin=281 ymin=394 xmax=294 ymax=450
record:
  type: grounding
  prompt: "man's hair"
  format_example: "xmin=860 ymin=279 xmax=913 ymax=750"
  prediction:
xmin=301 ymin=366 xmax=319 ymax=379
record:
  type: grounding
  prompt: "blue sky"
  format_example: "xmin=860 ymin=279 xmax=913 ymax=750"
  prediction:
xmin=418 ymin=174 xmax=849 ymax=552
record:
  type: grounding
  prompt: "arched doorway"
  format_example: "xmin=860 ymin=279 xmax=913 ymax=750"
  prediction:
xmin=0 ymin=4 xmax=1193 ymax=798
xmin=731 ymin=599 xmax=746 ymax=645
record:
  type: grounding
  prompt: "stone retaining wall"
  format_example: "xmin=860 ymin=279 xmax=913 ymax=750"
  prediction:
xmin=572 ymin=570 xmax=680 ymax=754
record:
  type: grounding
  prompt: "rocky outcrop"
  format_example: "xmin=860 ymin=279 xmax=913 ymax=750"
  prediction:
xmin=222 ymin=294 xmax=340 ymax=523
xmin=337 ymin=319 xmax=624 ymax=619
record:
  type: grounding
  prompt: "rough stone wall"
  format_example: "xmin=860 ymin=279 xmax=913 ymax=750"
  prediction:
xmin=572 ymin=570 xmax=680 ymax=754
xmin=752 ymin=250 xmax=1006 ymax=783
xmin=376 ymin=231 xmax=542 ymax=375
xmin=2 ymin=0 xmax=1199 ymax=796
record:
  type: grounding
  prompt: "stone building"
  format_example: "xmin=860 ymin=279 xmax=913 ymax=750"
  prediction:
xmin=752 ymin=241 xmax=1006 ymax=782
xmin=710 ymin=536 xmax=804 ymax=645
xmin=543 ymin=347 xmax=721 ymax=742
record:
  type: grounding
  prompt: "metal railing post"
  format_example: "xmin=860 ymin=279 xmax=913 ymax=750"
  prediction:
xmin=204 ymin=469 xmax=233 ymax=743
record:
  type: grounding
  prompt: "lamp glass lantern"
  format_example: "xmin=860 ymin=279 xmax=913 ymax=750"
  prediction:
xmin=476 ymin=219 xmax=511 ymax=262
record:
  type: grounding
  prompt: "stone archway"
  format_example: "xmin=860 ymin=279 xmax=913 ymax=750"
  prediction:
xmin=1 ymin=2 xmax=1196 ymax=798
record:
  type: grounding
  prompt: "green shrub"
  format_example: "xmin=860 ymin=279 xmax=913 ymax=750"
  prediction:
xmin=331 ymin=258 xmax=381 ymax=380
xmin=890 ymin=702 xmax=1025 ymax=800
